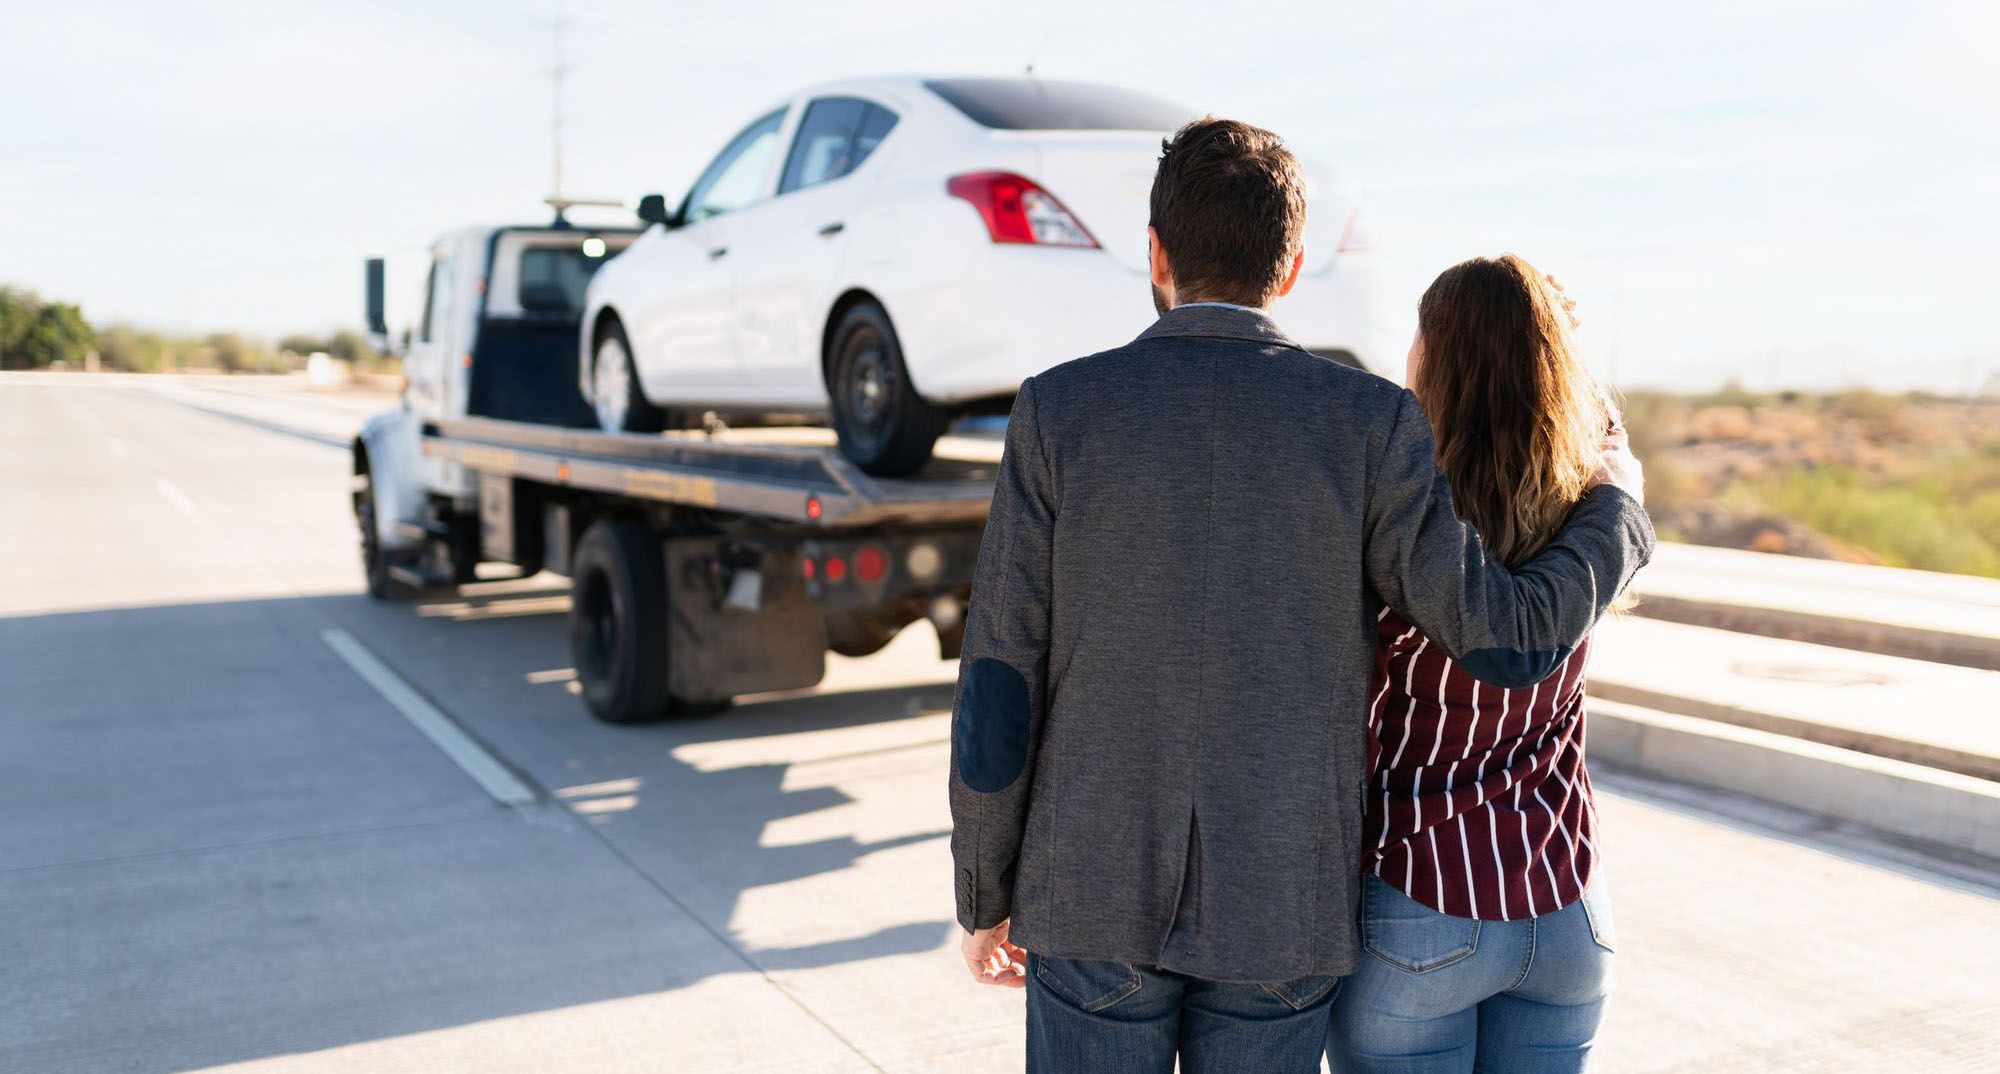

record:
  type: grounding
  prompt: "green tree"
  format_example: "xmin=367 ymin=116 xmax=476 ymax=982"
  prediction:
xmin=326 ymin=328 xmax=373 ymax=363
xmin=95 ymin=324 xmax=168 ymax=373
xmin=14 ymin=302 xmax=92 ymax=369
xmin=0 ymin=286 xmax=45 ymax=369
xmin=277 ymin=332 xmax=327 ymax=356
xmin=204 ymin=332 xmax=274 ymax=373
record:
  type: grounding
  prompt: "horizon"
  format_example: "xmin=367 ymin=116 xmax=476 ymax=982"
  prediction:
xmin=2 ymin=1 xmax=1995 ymax=393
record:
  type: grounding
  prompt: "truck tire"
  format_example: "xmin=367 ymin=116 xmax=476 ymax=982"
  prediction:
xmin=828 ymin=301 xmax=946 ymax=476
xmin=356 ymin=470 xmax=410 ymax=601
xmin=570 ymin=519 xmax=673 ymax=723
xmin=591 ymin=320 xmax=667 ymax=434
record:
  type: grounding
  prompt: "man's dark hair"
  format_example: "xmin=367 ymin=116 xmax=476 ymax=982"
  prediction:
xmin=1149 ymin=117 xmax=1307 ymax=307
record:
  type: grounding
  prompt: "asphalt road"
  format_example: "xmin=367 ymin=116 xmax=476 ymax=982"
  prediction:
xmin=4 ymin=376 xmax=1997 ymax=1074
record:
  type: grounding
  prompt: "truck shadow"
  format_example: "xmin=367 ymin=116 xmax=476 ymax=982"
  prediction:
xmin=0 ymin=588 xmax=963 ymax=1073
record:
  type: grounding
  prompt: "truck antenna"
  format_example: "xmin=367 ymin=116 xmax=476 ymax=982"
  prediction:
xmin=550 ymin=16 xmax=570 ymax=221
xmin=539 ymin=16 xmax=623 ymax=227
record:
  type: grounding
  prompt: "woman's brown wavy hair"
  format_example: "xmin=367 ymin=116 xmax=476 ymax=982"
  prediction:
xmin=1412 ymin=254 xmax=1616 ymax=573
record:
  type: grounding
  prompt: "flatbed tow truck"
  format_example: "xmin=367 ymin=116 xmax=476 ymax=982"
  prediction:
xmin=355 ymin=213 xmax=993 ymax=725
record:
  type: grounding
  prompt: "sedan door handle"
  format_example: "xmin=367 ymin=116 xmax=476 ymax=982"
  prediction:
xmin=707 ymin=246 xmax=729 ymax=260
xmin=817 ymin=222 xmax=845 ymax=237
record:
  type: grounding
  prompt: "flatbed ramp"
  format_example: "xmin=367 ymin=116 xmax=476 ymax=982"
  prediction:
xmin=423 ymin=418 xmax=1000 ymax=527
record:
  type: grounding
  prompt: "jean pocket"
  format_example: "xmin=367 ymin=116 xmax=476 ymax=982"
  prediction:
xmin=1578 ymin=880 xmax=1616 ymax=954
xmin=1361 ymin=876 xmax=1480 ymax=974
xmin=1259 ymin=973 xmax=1340 ymax=1011
xmin=1033 ymin=956 xmax=1143 ymax=1013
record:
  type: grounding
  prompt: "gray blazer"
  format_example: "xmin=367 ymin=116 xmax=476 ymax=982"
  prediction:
xmin=948 ymin=304 xmax=1654 ymax=982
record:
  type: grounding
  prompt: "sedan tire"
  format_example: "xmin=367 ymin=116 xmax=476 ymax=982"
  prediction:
xmin=591 ymin=319 xmax=667 ymax=435
xmin=828 ymin=301 xmax=946 ymax=476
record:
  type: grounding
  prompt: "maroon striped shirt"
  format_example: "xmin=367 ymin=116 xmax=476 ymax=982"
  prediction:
xmin=1364 ymin=607 xmax=1599 ymax=921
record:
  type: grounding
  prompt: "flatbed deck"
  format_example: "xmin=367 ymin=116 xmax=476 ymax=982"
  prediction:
xmin=422 ymin=417 xmax=1000 ymax=528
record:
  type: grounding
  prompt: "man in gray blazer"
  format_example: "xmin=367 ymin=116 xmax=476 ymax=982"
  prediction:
xmin=948 ymin=118 xmax=1652 ymax=1073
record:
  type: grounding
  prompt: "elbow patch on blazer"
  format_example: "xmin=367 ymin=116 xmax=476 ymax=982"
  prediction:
xmin=1460 ymin=646 xmax=1573 ymax=689
xmin=954 ymin=658 xmax=1032 ymax=793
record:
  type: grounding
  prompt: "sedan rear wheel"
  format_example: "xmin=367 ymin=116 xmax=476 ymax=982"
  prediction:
xmin=828 ymin=301 xmax=945 ymax=476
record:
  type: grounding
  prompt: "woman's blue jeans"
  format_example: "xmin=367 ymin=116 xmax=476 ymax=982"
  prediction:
xmin=1328 ymin=874 xmax=1616 ymax=1074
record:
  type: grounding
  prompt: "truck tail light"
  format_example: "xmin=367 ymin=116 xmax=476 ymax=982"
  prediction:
xmin=946 ymin=172 xmax=1098 ymax=248
xmin=854 ymin=545 xmax=886 ymax=583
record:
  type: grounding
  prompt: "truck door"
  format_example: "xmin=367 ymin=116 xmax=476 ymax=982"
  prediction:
xmin=402 ymin=246 xmax=454 ymax=421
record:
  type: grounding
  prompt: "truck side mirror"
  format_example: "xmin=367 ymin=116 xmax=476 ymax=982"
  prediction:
xmin=637 ymin=193 xmax=675 ymax=227
xmin=364 ymin=258 xmax=390 ymax=350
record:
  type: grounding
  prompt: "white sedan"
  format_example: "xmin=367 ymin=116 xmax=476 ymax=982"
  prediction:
xmin=582 ymin=75 xmax=1393 ymax=475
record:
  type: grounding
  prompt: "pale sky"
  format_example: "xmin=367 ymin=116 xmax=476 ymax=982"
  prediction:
xmin=3 ymin=1 xmax=1996 ymax=392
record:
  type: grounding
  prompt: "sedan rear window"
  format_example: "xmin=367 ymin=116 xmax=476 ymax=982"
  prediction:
xmin=924 ymin=78 xmax=1193 ymax=132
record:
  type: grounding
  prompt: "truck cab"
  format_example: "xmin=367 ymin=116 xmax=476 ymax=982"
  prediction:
xmin=355 ymin=221 xmax=638 ymax=590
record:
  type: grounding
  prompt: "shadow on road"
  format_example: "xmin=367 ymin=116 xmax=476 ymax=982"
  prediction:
xmin=0 ymin=585 xmax=958 ymax=1072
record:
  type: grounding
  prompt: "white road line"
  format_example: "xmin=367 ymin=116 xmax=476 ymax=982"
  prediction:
xmin=320 ymin=628 xmax=538 ymax=807
xmin=154 ymin=479 xmax=196 ymax=515
xmin=106 ymin=437 xmax=130 ymax=457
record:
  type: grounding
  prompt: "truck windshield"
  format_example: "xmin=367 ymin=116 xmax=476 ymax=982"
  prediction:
xmin=924 ymin=78 xmax=1192 ymax=132
xmin=517 ymin=246 xmax=609 ymax=314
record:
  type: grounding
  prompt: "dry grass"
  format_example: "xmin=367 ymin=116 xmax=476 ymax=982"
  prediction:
xmin=1621 ymin=388 xmax=2000 ymax=577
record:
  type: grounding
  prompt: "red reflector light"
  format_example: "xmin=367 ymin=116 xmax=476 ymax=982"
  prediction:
xmin=805 ymin=495 xmax=823 ymax=521
xmin=824 ymin=557 xmax=848 ymax=582
xmin=945 ymin=172 xmax=1098 ymax=248
xmin=854 ymin=545 xmax=886 ymax=582
xmin=800 ymin=557 xmax=816 ymax=580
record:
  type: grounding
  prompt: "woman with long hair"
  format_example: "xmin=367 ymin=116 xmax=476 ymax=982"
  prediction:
xmin=1329 ymin=254 xmax=1631 ymax=1074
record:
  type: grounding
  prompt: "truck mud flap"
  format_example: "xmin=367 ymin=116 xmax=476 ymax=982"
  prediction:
xmin=665 ymin=538 xmax=828 ymax=703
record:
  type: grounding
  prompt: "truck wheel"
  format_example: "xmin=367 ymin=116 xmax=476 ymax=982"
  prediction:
xmin=356 ymin=470 xmax=409 ymax=601
xmin=828 ymin=301 xmax=945 ymax=476
xmin=591 ymin=321 xmax=666 ymax=435
xmin=569 ymin=519 xmax=673 ymax=723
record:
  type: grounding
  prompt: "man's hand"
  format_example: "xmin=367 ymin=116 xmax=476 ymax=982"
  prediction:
xmin=1590 ymin=425 xmax=1645 ymax=505
xmin=960 ymin=919 xmax=1028 ymax=988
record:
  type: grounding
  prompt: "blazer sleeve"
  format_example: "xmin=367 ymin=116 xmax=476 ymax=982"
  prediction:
xmin=1363 ymin=388 xmax=1655 ymax=687
xmin=949 ymin=377 xmax=1057 ymax=932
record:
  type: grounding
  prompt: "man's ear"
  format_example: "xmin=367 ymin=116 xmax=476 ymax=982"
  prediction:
xmin=1148 ymin=226 xmax=1174 ymax=292
xmin=1274 ymin=247 xmax=1305 ymax=299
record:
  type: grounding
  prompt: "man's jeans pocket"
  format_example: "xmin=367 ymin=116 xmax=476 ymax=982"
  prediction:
xmin=1033 ymin=956 xmax=1143 ymax=1013
xmin=1362 ymin=875 xmax=1481 ymax=973
xmin=1259 ymin=974 xmax=1340 ymax=1010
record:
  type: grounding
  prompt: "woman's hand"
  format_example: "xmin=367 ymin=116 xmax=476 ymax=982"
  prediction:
xmin=1590 ymin=426 xmax=1645 ymax=504
xmin=1546 ymin=273 xmax=1581 ymax=330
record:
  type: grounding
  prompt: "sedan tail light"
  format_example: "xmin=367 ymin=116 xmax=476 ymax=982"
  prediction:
xmin=946 ymin=172 xmax=1099 ymax=248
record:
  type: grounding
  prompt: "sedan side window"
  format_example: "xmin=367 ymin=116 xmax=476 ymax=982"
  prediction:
xmin=852 ymin=104 xmax=898 ymax=169
xmin=779 ymin=98 xmax=900 ymax=195
xmin=683 ymin=108 xmax=786 ymax=222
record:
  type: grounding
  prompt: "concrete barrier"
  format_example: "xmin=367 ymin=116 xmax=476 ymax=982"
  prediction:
xmin=1591 ymin=699 xmax=2000 ymax=862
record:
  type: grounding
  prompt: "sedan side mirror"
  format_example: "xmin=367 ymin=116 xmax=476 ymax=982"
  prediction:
xmin=637 ymin=193 xmax=676 ymax=227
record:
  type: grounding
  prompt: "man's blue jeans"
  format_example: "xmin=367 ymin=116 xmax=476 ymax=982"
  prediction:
xmin=1025 ymin=952 xmax=1338 ymax=1073
xmin=1328 ymin=875 xmax=1616 ymax=1074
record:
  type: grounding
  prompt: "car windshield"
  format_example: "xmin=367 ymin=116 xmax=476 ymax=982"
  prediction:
xmin=924 ymin=78 xmax=1193 ymax=132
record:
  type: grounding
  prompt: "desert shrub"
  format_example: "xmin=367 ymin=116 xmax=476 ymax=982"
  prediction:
xmin=1735 ymin=467 xmax=2000 ymax=577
